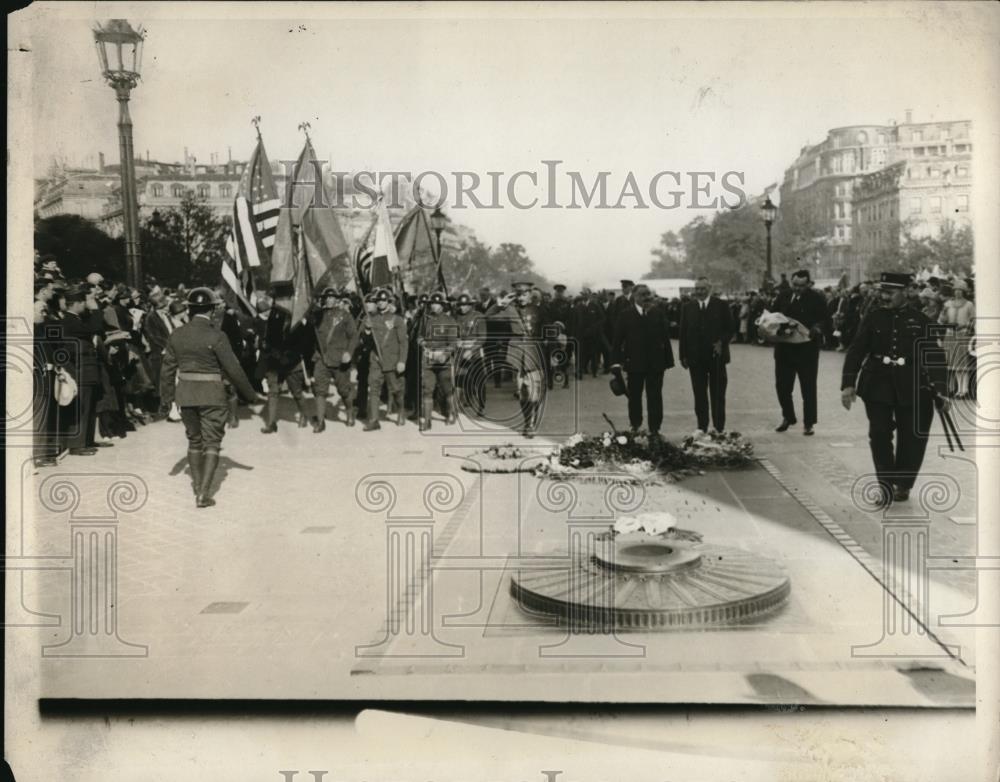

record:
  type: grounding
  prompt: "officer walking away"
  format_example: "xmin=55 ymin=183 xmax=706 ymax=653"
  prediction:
xmin=841 ymin=272 xmax=949 ymax=507
xmin=160 ymin=288 xmax=262 ymax=508
xmin=311 ymin=289 xmax=359 ymax=431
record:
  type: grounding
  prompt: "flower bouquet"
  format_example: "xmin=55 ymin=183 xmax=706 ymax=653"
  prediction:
xmin=458 ymin=443 xmax=556 ymax=473
xmin=680 ymin=430 xmax=754 ymax=467
xmin=755 ymin=310 xmax=811 ymax=344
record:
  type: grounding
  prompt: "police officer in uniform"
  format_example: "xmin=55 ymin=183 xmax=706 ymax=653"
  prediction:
xmin=160 ymin=288 xmax=261 ymax=508
xmin=841 ymin=272 xmax=949 ymax=506
xmin=418 ymin=292 xmax=459 ymax=431
xmin=311 ymin=288 xmax=359 ymax=431
xmin=363 ymin=289 xmax=408 ymax=431
xmin=487 ymin=281 xmax=545 ymax=437
xmin=454 ymin=293 xmax=488 ymax=416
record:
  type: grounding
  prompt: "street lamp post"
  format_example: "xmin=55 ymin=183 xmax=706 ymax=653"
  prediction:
xmin=760 ymin=194 xmax=778 ymax=292
xmin=429 ymin=206 xmax=448 ymax=294
xmin=94 ymin=19 xmax=146 ymax=289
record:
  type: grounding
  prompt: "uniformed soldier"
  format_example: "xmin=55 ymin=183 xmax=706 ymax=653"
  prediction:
xmin=311 ymin=288 xmax=359 ymax=431
xmin=545 ymin=284 xmax=574 ymax=389
xmin=487 ymin=281 xmax=545 ymax=437
xmin=841 ymin=272 xmax=950 ymax=506
xmin=160 ymin=288 xmax=261 ymax=508
xmin=255 ymin=290 xmax=313 ymax=433
xmin=362 ymin=289 xmax=408 ymax=431
xmin=572 ymin=287 xmax=606 ymax=379
xmin=418 ymin=292 xmax=459 ymax=431
xmin=354 ymin=292 xmax=378 ymax=421
xmin=454 ymin=293 xmax=488 ymax=416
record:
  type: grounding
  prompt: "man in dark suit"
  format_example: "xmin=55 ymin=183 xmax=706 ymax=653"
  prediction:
xmin=160 ymin=288 xmax=261 ymax=508
xmin=572 ymin=288 xmax=605 ymax=379
xmin=60 ymin=286 xmax=107 ymax=455
xmin=611 ymin=284 xmax=675 ymax=436
xmin=773 ymin=269 xmax=829 ymax=435
xmin=679 ymin=277 xmax=734 ymax=433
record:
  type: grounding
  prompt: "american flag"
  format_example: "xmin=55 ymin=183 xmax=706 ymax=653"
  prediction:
xmin=223 ymin=137 xmax=280 ymax=311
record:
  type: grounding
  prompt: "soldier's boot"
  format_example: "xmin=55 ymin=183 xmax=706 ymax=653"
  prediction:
xmin=419 ymin=397 xmax=434 ymax=432
xmin=363 ymin=396 xmax=381 ymax=431
xmin=227 ymin=397 xmax=240 ymax=429
xmin=345 ymin=394 xmax=356 ymax=427
xmin=395 ymin=392 xmax=406 ymax=427
xmin=261 ymin=396 xmax=279 ymax=433
xmin=294 ymin=397 xmax=309 ymax=428
xmin=196 ymin=450 xmax=219 ymax=508
xmin=312 ymin=396 xmax=327 ymax=433
xmin=445 ymin=392 xmax=458 ymax=425
xmin=187 ymin=449 xmax=204 ymax=500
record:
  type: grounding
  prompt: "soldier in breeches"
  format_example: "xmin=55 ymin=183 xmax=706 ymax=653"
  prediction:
xmin=160 ymin=288 xmax=260 ymax=509
xmin=363 ymin=289 xmax=409 ymax=431
xmin=311 ymin=289 xmax=359 ymax=431
xmin=454 ymin=293 xmax=487 ymax=416
xmin=419 ymin=292 xmax=459 ymax=431
xmin=841 ymin=272 xmax=950 ymax=507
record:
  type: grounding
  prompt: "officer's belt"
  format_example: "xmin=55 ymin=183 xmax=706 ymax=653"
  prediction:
xmin=871 ymin=354 xmax=907 ymax=366
xmin=178 ymin=372 xmax=223 ymax=381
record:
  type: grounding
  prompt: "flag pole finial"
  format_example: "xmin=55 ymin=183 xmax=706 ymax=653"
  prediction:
xmin=298 ymin=121 xmax=311 ymax=142
xmin=251 ymin=116 xmax=262 ymax=140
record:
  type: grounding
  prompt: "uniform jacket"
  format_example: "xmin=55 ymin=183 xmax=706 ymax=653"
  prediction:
xmin=841 ymin=306 xmax=947 ymax=406
xmin=363 ymin=311 xmax=409 ymax=368
xmin=255 ymin=306 xmax=313 ymax=378
xmin=313 ymin=308 xmax=358 ymax=366
xmin=160 ymin=315 xmax=257 ymax=407
xmin=678 ymin=296 xmax=734 ymax=366
xmin=455 ymin=310 xmax=487 ymax=361
xmin=420 ymin=312 xmax=459 ymax=366
xmin=60 ymin=310 xmax=105 ymax=386
xmin=486 ymin=302 xmax=544 ymax=372
xmin=612 ymin=303 xmax=676 ymax=374
xmin=545 ymin=297 xmax=574 ymax=332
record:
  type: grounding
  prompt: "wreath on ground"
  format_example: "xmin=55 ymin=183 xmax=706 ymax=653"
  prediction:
xmin=458 ymin=415 xmax=753 ymax=481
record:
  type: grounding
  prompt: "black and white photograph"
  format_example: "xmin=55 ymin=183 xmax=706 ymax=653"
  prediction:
xmin=5 ymin=2 xmax=999 ymax=781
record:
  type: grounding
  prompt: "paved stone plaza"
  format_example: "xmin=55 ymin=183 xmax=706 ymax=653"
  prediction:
xmin=13 ymin=343 xmax=980 ymax=703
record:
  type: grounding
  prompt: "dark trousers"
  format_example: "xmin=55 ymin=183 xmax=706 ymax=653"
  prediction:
xmin=625 ymin=369 xmax=665 ymax=433
xmin=180 ymin=405 xmax=228 ymax=453
xmin=577 ymin=337 xmax=601 ymax=378
xmin=688 ymin=361 xmax=728 ymax=432
xmin=457 ymin=355 xmax=486 ymax=412
xmin=774 ymin=344 xmax=819 ymax=426
xmin=863 ymin=397 xmax=934 ymax=490
xmin=65 ymin=383 xmax=98 ymax=449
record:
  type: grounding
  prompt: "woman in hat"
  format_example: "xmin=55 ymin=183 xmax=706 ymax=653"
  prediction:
xmin=938 ymin=278 xmax=975 ymax=398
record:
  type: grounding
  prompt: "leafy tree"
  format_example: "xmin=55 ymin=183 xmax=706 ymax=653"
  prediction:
xmin=142 ymin=191 xmax=230 ymax=287
xmin=34 ymin=214 xmax=124 ymax=280
xmin=645 ymin=230 xmax=688 ymax=278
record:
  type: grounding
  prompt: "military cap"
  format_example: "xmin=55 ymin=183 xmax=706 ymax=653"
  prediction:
xmin=553 ymin=284 xmax=567 ymax=292
xmin=375 ymin=289 xmax=390 ymax=302
xmin=456 ymin=293 xmax=473 ymax=306
xmin=363 ymin=291 xmax=377 ymax=303
xmin=318 ymin=286 xmax=337 ymax=300
xmin=512 ymin=281 xmax=533 ymax=292
xmin=620 ymin=279 xmax=635 ymax=288
xmin=187 ymin=286 xmax=220 ymax=311
xmin=877 ymin=272 xmax=913 ymax=289
xmin=418 ymin=293 xmax=429 ymax=304
xmin=428 ymin=292 xmax=447 ymax=305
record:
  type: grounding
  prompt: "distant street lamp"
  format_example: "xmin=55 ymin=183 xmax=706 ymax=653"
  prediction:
xmin=430 ymin=206 xmax=447 ymax=258
xmin=760 ymin=194 xmax=778 ymax=291
xmin=94 ymin=19 xmax=146 ymax=289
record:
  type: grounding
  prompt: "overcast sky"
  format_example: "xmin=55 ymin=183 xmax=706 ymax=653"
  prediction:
xmin=24 ymin=2 xmax=998 ymax=286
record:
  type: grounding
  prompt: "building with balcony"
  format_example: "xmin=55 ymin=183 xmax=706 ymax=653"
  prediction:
xmin=779 ymin=112 xmax=972 ymax=283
